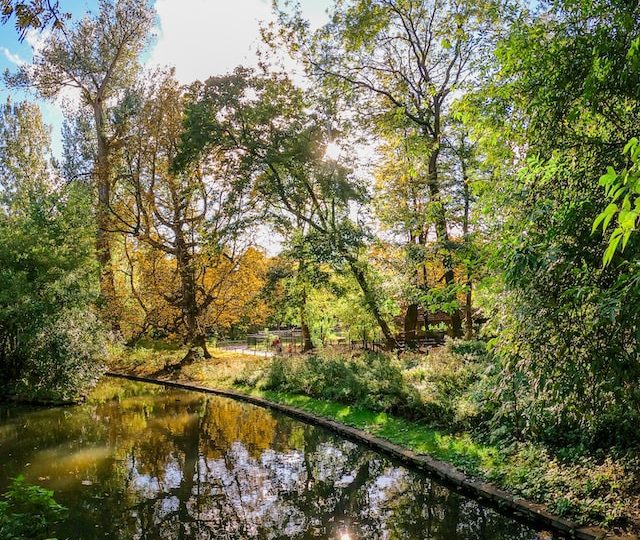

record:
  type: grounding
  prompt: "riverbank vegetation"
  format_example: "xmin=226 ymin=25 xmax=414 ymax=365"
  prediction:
xmin=0 ymin=475 xmax=66 ymax=540
xmin=0 ymin=0 xmax=639 ymax=535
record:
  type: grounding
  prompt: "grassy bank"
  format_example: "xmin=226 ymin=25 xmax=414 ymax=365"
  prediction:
xmin=109 ymin=340 xmax=639 ymax=536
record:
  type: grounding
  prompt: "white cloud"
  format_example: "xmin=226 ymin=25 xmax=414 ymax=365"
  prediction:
xmin=148 ymin=0 xmax=331 ymax=84
xmin=1 ymin=47 xmax=25 ymax=66
xmin=24 ymin=28 xmax=50 ymax=55
xmin=149 ymin=0 xmax=275 ymax=83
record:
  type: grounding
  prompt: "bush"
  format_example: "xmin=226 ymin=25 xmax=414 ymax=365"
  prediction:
xmin=0 ymin=131 xmax=104 ymax=403
xmin=261 ymin=340 xmax=493 ymax=425
xmin=402 ymin=339 xmax=493 ymax=428
xmin=0 ymin=476 xmax=66 ymax=540
xmin=10 ymin=308 xmax=106 ymax=403
xmin=264 ymin=350 xmax=423 ymax=417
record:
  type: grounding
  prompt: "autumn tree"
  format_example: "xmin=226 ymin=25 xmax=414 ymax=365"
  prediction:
xmin=6 ymin=0 xmax=154 ymax=331
xmin=118 ymin=242 xmax=269 ymax=344
xmin=112 ymin=71 xmax=256 ymax=362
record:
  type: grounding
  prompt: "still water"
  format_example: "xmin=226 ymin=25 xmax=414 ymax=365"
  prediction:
xmin=0 ymin=379 xmax=555 ymax=539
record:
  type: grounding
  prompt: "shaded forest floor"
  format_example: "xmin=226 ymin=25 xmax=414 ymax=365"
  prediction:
xmin=109 ymin=340 xmax=640 ymax=537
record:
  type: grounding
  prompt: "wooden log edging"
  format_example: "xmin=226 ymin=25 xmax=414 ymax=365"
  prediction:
xmin=105 ymin=371 xmax=624 ymax=540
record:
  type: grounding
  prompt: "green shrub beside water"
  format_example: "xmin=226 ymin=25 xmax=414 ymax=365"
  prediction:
xmin=253 ymin=339 xmax=493 ymax=430
xmin=0 ymin=101 xmax=105 ymax=404
xmin=0 ymin=476 xmax=66 ymax=540
xmin=264 ymin=350 xmax=423 ymax=417
xmin=9 ymin=308 xmax=106 ymax=403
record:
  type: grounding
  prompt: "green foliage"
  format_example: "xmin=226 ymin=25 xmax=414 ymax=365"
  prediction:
xmin=257 ymin=339 xmax=491 ymax=428
xmin=594 ymin=137 xmax=640 ymax=265
xmin=0 ymin=101 xmax=105 ymax=402
xmin=11 ymin=308 xmax=106 ymax=402
xmin=467 ymin=0 xmax=640 ymax=448
xmin=264 ymin=351 xmax=423 ymax=417
xmin=0 ymin=475 xmax=66 ymax=540
xmin=177 ymin=68 xmax=397 ymax=344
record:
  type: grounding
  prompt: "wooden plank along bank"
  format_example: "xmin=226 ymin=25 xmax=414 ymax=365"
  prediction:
xmin=106 ymin=372 xmax=632 ymax=540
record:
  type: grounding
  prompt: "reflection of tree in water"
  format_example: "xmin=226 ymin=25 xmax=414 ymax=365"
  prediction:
xmin=105 ymin=391 xmax=542 ymax=540
xmin=0 ymin=382 xmax=545 ymax=539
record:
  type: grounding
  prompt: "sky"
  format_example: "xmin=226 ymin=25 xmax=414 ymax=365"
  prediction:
xmin=0 ymin=0 xmax=332 ymax=156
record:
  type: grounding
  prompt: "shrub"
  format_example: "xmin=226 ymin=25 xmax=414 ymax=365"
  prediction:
xmin=0 ymin=476 xmax=66 ymax=540
xmin=10 ymin=308 xmax=106 ymax=403
xmin=261 ymin=340 xmax=493 ymax=424
xmin=403 ymin=339 xmax=492 ymax=428
xmin=263 ymin=350 xmax=423 ymax=416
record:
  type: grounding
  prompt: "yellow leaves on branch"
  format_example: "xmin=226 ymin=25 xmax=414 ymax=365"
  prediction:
xmin=115 ymin=243 xmax=271 ymax=341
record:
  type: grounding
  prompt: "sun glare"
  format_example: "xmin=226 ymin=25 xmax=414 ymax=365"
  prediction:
xmin=325 ymin=141 xmax=342 ymax=160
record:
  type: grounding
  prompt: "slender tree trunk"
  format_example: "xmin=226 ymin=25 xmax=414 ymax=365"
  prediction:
xmin=300 ymin=305 xmax=313 ymax=352
xmin=94 ymin=102 xmax=121 ymax=333
xmin=425 ymin=125 xmax=462 ymax=338
xmin=464 ymin=281 xmax=473 ymax=340
xmin=404 ymin=233 xmax=422 ymax=347
xmin=462 ymin=160 xmax=473 ymax=341
xmin=403 ymin=303 xmax=419 ymax=347
xmin=348 ymin=259 xmax=397 ymax=349
xmin=300 ymin=312 xmax=313 ymax=352
xmin=298 ymin=260 xmax=314 ymax=352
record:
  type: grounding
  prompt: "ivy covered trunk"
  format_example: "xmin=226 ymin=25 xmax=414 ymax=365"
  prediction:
xmin=94 ymin=104 xmax=121 ymax=334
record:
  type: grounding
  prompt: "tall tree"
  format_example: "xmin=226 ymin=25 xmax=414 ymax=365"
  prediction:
xmin=7 ymin=0 xmax=154 ymax=331
xmin=272 ymin=0 xmax=500 ymax=338
xmin=112 ymin=72 xmax=255 ymax=363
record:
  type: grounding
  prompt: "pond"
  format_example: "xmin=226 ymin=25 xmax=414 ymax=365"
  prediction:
xmin=0 ymin=379 xmax=557 ymax=539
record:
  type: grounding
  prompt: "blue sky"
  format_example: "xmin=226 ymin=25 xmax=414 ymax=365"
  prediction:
xmin=0 ymin=1 xmax=100 ymax=155
xmin=0 ymin=0 xmax=331 ymax=157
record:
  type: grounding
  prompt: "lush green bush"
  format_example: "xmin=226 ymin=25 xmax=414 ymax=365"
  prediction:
xmin=10 ymin=308 xmax=106 ymax=403
xmin=402 ymin=339 xmax=492 ymax=429
xmin=259 ymin=340 xmax=492 ymax=426
xmin=264 ymin=350 xmax=422 ymax=416
xmin=0 ymin=476 xmax=66 ymax=540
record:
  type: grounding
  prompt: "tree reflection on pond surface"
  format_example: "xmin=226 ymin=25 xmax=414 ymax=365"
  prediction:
xmin=0 ymin=380 xmax=554 ymax=539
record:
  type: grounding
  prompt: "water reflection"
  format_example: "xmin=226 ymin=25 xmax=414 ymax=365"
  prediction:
xmin=0 ymin=380 xmax=554 ymax=539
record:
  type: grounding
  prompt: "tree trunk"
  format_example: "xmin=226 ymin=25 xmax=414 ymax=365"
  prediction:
xmin=404 ymin=303 xmax=419 ymax=348
xmin=299 ymin=267 xmax=314 ymax=352
xmin=425 ymin=126 xmax=462 ymax=338
xmin=462 ymin=158 xmax=473 ymax=341
xmin=93 ymin=102 xmax=121 ymax=333
xmin=176 ymin=231 xmax=210 ymax=363
xmin=348 ymin=259 xmax=397 ymax=349
xmin=300 ymin=306 xmax=313 ymax=352
xmin=465 ymin=280 xmax=473 ymax=340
